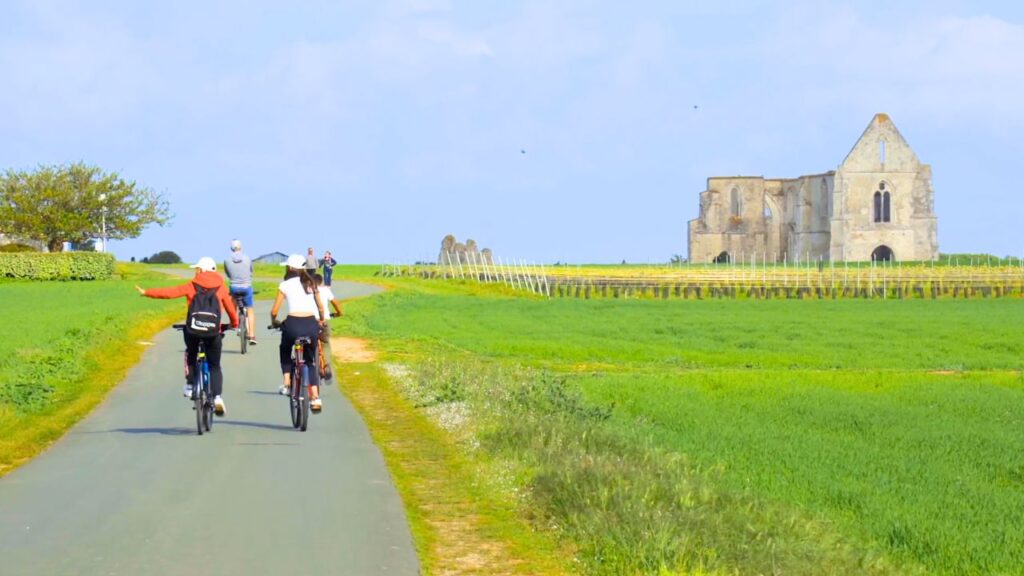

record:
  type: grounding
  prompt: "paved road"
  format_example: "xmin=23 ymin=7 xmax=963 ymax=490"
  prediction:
xmin=0 ymin=290 xmax=419 ymax=575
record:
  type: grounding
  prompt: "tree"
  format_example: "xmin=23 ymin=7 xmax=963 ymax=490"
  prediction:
xmin=0 ymin=163 xmax=171 ymax=252
xmin=147 ymin=250 xmax=182 ymax=264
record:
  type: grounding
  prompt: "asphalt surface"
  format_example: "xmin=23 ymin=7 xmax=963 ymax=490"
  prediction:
xmin=0 ymin=286 xmax=419 ymax=575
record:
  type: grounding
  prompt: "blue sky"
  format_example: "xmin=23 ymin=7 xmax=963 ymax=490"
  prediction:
xmin=2 ymin=0 xmax=1023 ymax=263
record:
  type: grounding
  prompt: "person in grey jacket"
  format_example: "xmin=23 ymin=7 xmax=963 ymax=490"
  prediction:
xmin=304 ymin=247 xmax=318 ymax=275
xmin=225 ymin=239 xmax=256 ymax=344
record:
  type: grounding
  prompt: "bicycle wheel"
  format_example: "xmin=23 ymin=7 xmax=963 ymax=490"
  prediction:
xmin=290 ymin=366 xmax=302 ymax=429
xmin=239 ymin=311 xmax=248 ymax=355
xmin=203 ymin=383 xmax=213 ymax=432
xmin=195 ymin=386 xmax=204 ymax=436
xmin=299 ymin=365 xmax=310 ymax=432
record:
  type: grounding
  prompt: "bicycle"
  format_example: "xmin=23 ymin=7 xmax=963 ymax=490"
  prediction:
xmin=233 ymin=295 xmax=249 ymax=355
xmin=174 ymin=323 xmax=230 ymax=435
xmin=268 ymin=323 xmax=325 ymax=432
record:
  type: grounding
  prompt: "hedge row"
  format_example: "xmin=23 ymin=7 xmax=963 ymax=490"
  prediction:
xmin=0 ymin=252 xmax=115 ymax=280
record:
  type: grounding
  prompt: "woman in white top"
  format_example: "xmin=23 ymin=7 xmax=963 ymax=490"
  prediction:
xmin=270 ymin=254 xmax=326 ymax=411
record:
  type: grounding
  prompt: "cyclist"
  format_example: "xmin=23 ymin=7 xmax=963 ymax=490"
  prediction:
xmin=314 ymin=273 xmax=343 ymax=380
xmin=136 ymin=257 xmax=239 ymax=415
xmin=270 ymin=254 xmax=326 ymax=412
xmin=224 ymin=239 xmax=257 ymax=345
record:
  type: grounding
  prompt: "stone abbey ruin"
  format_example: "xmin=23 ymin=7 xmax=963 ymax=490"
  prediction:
xmin=688 ymin=114 xmax=938 ymax=263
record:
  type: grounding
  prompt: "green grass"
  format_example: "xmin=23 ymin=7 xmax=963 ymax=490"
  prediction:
xmin=338 ymin=281 xmax=1024 ymax=575
xmin=350 ymin=295 xmax=1024 ymax=371
xmin=0 ymin=264 xmax=181 ymax=473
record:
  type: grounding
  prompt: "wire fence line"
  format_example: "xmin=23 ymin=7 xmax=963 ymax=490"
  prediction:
xmin=377 ymin=252 xmax=1024 ymax=300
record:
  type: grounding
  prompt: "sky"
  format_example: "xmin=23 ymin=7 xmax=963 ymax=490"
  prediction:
xmin=2 ymin=0 xmax=1023 ymax=264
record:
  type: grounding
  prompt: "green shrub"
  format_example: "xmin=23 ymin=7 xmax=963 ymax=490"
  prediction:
xmin=0 ymin=252 xmax=115 ymax=280
xmin=0 ymin=243 xmax=39 ymax=253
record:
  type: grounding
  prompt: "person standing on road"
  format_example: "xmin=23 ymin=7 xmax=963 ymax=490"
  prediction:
xmin=224 ymin=239 xmax=257 ymax=345
xmin=136 ymin=257 xmax=239 ymax=415
xmin=314 ymin=272 xmax=343 ymax=380
xmin=270 ymin=254 xmax=326 ymax=412
xmin=305 ymin=247 xmax=318 ymax=276
xmin=321 ymin=250 xmax=337 ymax=286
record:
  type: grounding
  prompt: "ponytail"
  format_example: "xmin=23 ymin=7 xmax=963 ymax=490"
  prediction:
xmin=284 ymin=267 xmax=317 ymax=294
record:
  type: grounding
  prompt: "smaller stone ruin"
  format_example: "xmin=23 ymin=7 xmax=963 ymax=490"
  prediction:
xmin=438 ymin=235 xmax=493 ymax=265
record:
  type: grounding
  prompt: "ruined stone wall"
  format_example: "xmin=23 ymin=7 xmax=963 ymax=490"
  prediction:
xmin=438 ymin=235 xmax=494 ymax=265
xmin=783 ymin=174 xmax=833 ymax=262
xmin=688 ymin=177 xmax=788 ymax=263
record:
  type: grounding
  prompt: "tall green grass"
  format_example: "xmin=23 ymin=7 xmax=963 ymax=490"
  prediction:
xmin=341 ymin=286 xmax=1024 ymax=575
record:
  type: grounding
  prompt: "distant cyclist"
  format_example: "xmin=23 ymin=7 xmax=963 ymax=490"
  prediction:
xmin=314 ymin=273 xmax=343 ymax=380
xmin=224 ymin=239 xmax=257 ymax=345
xmin=270 ymin=254 xmax=326 ymax=412
xmin=136 ymin=257 xmax=239 ymax=415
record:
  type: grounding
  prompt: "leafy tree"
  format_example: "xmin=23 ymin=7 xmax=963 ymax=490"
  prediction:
xmin=0 ymin=163 xmax=171 ymax=252
xmin=146 ymin=250 xmax=182 ymax=264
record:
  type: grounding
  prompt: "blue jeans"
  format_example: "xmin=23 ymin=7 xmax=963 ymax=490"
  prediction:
xmin=323 ymin=267 xmax=333 ymax=286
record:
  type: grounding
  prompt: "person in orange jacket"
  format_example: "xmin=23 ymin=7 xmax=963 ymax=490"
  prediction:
xmin=136 ymin=257 xmax=239 ymax=415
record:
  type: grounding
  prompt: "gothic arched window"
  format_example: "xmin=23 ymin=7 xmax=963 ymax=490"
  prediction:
xmin=730 ymin=187 xmax=742 ymax=218
xmin=873 ymin=191 xmax=882 ymax=223
xmin=883 ymin=191 xmax=891 ymax=222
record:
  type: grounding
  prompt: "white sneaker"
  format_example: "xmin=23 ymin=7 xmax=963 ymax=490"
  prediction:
xmin=214 ymin=396 xmax=226 ymax=416
xmin=183 ymin=384 xmax=193 ymax=398
xmin=278 ymin=384 xmax=290 ymax=396
xmin=311 ymin=398 xmax=322 ymax=412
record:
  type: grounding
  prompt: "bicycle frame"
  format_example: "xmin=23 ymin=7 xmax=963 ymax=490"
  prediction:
xmin=268 ymin=323 xmax=323 ymax=432
xmin=189 ymin=341 xmax=214 ymax=435
xmin=290 ymin=336 xmax=318 ymax=431
xmin=174 ymin=323 xmax=228 ymax=435
xmin=235 ymin=296 xmax=249 ymax=354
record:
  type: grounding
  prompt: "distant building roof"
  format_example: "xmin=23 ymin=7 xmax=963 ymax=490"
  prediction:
xmin=254 ymin=251 xmax=288 ymax=263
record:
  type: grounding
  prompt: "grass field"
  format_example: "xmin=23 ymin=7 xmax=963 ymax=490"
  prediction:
xmin=337 ymin=277 xmax=1024 ymax=575
xmin=0 ymin=265 xmax=181 ymax=474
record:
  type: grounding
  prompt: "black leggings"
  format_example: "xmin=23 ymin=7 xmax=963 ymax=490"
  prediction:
xmin=184 ymin=332 xmax=223 ymax=397
xmin=279 ymin=316 xmax=321 ymax=387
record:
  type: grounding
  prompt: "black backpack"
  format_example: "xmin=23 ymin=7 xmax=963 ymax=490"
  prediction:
xmin=186 ymin=283 xmax=222 ymax=336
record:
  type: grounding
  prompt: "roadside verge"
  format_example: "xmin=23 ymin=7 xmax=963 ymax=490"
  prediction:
xmin=333 ymin=337 xmax=571 ymax=575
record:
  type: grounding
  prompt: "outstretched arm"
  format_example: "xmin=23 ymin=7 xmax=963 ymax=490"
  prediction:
xmin=217 ymin=286 xmax=240 ymax=328
xmin=269 ymin=291 xmax=285 ymax=325
xmin=137 ymin=283 xmax=191 ymax=299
